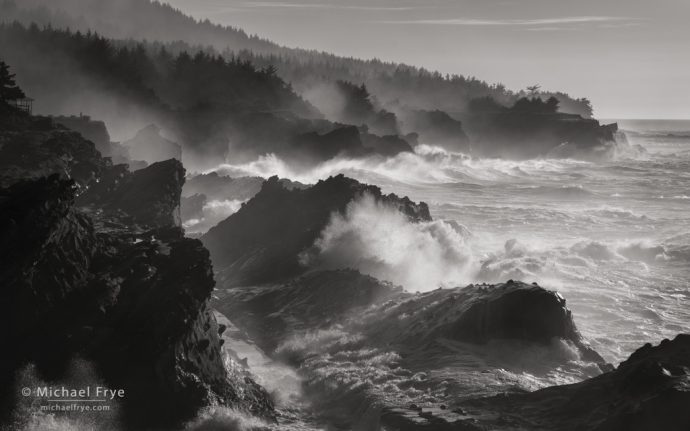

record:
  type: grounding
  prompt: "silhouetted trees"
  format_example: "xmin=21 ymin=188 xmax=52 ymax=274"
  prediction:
xmin=1 ymin=0 xmax=595 ymax=118
xmin=0 ymin=59 xmax=24 ymax=102
xmin=0 ymin=23 xmax=312 ymax=114
xmin=335 ymin=80 xmax=398 ymax=135
xmin=512 ymin=96 xmax=560 ymax=114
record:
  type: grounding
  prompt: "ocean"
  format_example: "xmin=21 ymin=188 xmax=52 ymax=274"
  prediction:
xmin=217 ymin=119 xmax=690 ymax=366
xmin=179 ymin=120 xmax=690 ymax=430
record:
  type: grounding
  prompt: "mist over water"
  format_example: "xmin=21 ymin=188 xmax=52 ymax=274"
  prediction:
xmin=215 ymin=123 xmax=690 ymax=364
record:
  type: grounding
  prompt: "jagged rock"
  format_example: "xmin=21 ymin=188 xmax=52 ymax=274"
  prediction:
xmin=183 ymin=172 xmax=306 ymax=202
xmin=464 ymin=334 xmax=690 ymax=430
xmin=202 ymin=174 xmax=431 ymax=286
xmin=80 ymin=158 xmax=185 ymax=228
xmin=0 ymin=175 xmax=96 ymax=345
xmin=123 ymin=124 xmax=182 ymax=164
xmin=0 ymin=112 xmax=275 ymax=428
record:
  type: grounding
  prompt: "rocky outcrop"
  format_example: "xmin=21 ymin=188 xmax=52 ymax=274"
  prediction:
xmin=201 ymin=174 xmax=431 ymax=286
xmin=463 ymin=334 xmax=690 ymax=430
xmin=290 ymin=126 xmax=369 ymax=164
xmin=0 ymin=113 xmax=275 ymax=429
xmin=183 ymin=172 xmax=306 ymax=202
xmin=361 ymin=132 xmax=414 ymax=157
xmin=214 ymin=269 xmax=403 ymax=351
xmin=361 ymin=280 xmax=606 ymax=365
xmin=459 ymin=107 xmax=618 ymax=160
xmin=215 ymin=276 xmax=604 ymax=365
xmin=214 ymin=272 xmax=614 ymax=430
xmin=398 ymin=109 xmax=470 ymax=153
xmin=79 ymin=158 xmax=185 ymax=228
xmin=123 ymin=124 xmax=182 ymax=164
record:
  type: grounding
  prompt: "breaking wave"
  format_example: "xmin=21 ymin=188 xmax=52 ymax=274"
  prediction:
xmin=185 ymin=408 xmax=269 ymax=431
xmin=299 ymin=194 xmax=476 ymax=292
xmin=212 ymin=145 xmax=601 ymax=186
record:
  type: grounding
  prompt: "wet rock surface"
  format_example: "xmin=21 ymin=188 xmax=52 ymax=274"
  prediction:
xmin=463 ymin=334 xmax=690 ymax=431
xmin=214 ymin=271 xmax=615 ymax=430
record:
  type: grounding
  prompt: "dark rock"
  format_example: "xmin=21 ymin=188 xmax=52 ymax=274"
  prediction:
xmin=398 ymin=109 xmax=470 ymax=153
xmin=466 ymin=334 xmax=690 ymax=430
xmin=213 ymin=269 xmax=402 ymax=352
xmin=122 ymin=124 xmax=182 ymax=164
xmin=459 ymin=107 xmax=618 ymax=159
xmin=290 ymin=126 xmax=369 ymax=164
xmin=0 ymin=118 xmax=107 ymax=188
xmin=0 ymin=112 xmax=275 ymax=428
xmin=52 ymin=114 xmax=128 ymax=161
xmin=362 ymin=281 xmax=606 ymax=365
xmin=202 ymin=174 xmax=431 ymax=286
xmin=80 ymin=159 xmax=185 ymax=228
xmin=361 ymin=133 xmax=414 ymax=156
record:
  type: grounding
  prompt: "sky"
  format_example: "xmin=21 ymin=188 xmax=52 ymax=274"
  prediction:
xmin=161 ymin=0 xmax=690 ymax=119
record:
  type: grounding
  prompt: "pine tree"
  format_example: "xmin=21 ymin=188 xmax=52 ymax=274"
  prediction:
xmin=0 ymin=60 xmax=25 ymax=102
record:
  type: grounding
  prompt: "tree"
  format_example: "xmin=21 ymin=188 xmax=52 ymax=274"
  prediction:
xmin=0 ymin=60 xmax=25 ymax=102
xmin=545 ymin=96 xmax=560 ymax=113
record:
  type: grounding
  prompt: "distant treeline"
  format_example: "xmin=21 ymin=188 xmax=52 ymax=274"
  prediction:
xmin=0 ymin=22 xmax=313 ymax=115
xmin=0 ymin=0 xmax=594 ymax=118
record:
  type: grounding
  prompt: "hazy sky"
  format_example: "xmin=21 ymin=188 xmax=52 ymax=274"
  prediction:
xmin=161 ymin=0 xmax=689 ymax=119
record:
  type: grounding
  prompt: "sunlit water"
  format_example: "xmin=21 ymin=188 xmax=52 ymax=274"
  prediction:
xmin=217 ymin=120 xmax=690 ymax=366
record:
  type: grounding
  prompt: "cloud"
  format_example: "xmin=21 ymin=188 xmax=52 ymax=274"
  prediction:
xmin=378 ymin=16 xmax=638 ymax=26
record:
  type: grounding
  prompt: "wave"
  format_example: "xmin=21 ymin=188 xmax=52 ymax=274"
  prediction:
xmin=299 ymin=194 xmax=477 ymax=292
xmin=519 ymin=184 xmax=595 ymax=198
xmin=212 ymin=145 xmax=600 ymax=188
xmin=294 ymin=192 xmax=679 ymax=293
xmin=185 ymin=408 xmax=269 ymax=431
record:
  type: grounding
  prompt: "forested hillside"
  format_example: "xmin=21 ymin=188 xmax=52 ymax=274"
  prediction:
xmin=0 ymin=0 xmax=593 ymax=117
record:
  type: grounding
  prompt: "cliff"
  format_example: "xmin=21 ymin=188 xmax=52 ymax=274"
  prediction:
xmin=0 ymin=113 xmax=274 ymax=428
